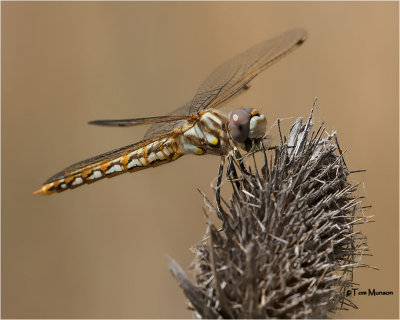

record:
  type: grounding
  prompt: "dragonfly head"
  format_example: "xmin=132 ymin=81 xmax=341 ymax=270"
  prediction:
xmin=229 ymin=108 xmax=267 ymax=151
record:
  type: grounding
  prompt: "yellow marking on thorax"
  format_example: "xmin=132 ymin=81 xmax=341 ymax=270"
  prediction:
xmin=211 ymin=137 xmax=219 ymax=145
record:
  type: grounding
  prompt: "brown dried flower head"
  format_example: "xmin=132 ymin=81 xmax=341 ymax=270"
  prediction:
xmin=170 ymin=110 xmax=370 ymax=319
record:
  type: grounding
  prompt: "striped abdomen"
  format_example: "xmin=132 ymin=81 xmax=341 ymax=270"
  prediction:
xmin=34 ymin=134 xmax=181 ymax=195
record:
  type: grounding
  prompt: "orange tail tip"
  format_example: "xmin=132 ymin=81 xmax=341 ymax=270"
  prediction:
xmin=33 ymin=186 xmax=50 ymax=195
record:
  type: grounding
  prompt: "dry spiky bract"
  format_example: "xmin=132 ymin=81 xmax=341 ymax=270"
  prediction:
xmin=169 ymin=110 xmax=369 ymax=319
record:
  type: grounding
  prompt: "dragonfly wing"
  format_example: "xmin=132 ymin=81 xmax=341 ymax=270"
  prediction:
xmin=144 ymin=29 xmax=306 ymax=139
xmin=143 ymin=83 xmax=252 ymax=140
xmin=88 ymin=115 xmax=189 ymax=127
xmin=35 ymin=132 xmax=181 ymax=195
xmin=143 ymin=101 xmax=191 ymax=140
xmin=188 ymin=28 xmax=307 ymax=114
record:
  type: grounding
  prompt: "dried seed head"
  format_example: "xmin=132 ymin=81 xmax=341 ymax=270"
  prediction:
xmin=170 ymin=110 xmax=370 ymax=319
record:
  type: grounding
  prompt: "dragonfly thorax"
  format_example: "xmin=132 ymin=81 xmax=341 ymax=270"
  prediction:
xmin=179 ymin=108 xmax=267 ymax=156
xmin=179 ymin=111 xmax=231 ymax=156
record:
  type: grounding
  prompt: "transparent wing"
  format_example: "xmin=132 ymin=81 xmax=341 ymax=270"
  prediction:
xmin=144 ymin=28 xmax=307 ymax=139
xmin=88 ymin=115 xmax=188 ymax=127
xmin=188 ymin=28 xmax=307 ymax=114
xmin=143 ymin=101 xmax=191 ymax=140
xmin=143 ymin=85 xmax=251 ymax=140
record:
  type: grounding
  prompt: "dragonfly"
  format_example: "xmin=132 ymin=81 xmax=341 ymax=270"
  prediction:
xmin=34 ymin=28 xmax=307 ymax=196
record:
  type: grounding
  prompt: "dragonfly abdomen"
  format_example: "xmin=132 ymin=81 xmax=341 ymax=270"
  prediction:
xmin=34 ymin=136 xmax=181 ymax=195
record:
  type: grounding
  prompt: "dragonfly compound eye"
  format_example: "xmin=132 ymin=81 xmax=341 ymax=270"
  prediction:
xmin=229 ymin=109 xmax=251 ymax=143
xmin=249 ymin=113 xmax=267 ymax=139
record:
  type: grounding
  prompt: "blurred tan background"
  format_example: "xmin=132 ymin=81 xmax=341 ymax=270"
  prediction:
xmin=2 ymin=2 xmax=398 ymax=318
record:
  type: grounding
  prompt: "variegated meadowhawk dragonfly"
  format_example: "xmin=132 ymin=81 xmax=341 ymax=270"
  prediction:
xmin=34 ymin=29 xmax=307 ymax=196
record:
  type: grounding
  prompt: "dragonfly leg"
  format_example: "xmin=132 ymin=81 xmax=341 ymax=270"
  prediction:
xmin=226 ymin=153 xmax=241 ymax=192
xmin=216 ymin=157 xmax=225 ymax=217
xmin=234 ymin=148 xmax=249 ymax=175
